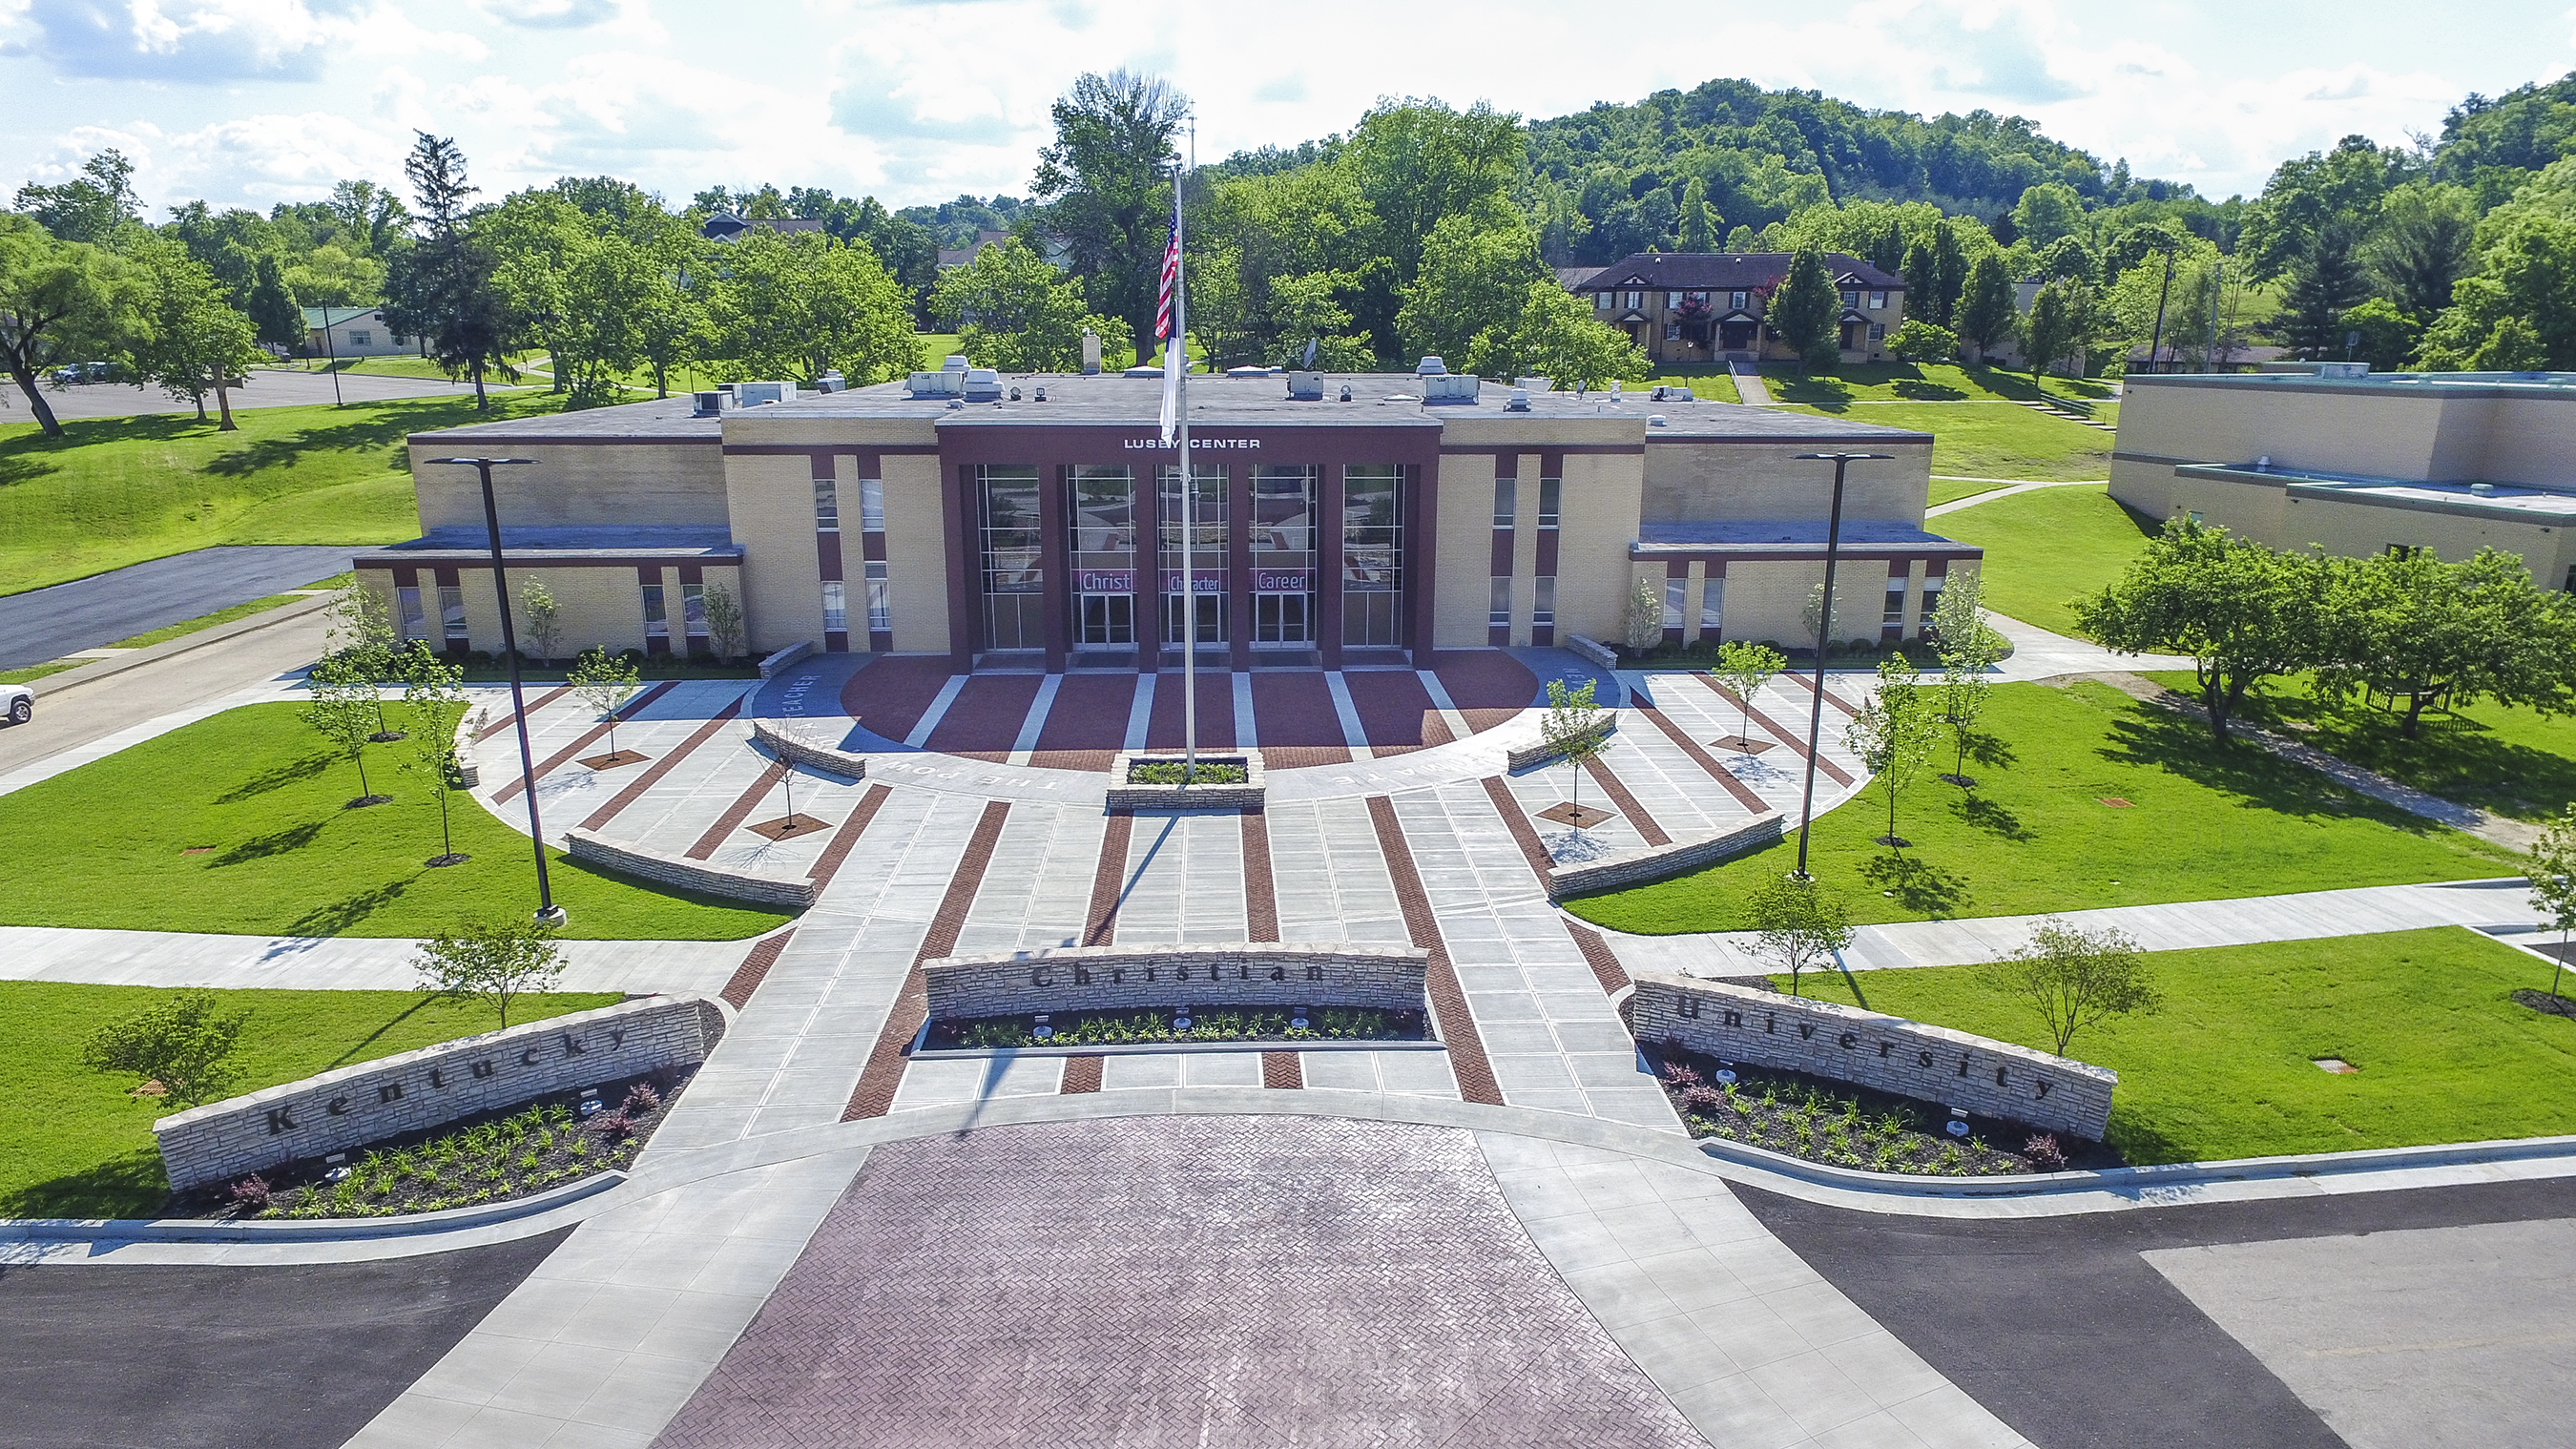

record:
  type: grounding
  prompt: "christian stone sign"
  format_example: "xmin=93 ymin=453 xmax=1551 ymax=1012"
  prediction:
xmin=924 ymin=943 xmax=1428 ymax=1024
xmin=154 ymin=996 xmax=722 ymax=1193
xmin=1628 ymin=973 xmax=2116 ymax=1140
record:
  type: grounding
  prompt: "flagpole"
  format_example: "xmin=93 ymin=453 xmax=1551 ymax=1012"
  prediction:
xmin=1176 ymin=127 xmax=1196 ymax=781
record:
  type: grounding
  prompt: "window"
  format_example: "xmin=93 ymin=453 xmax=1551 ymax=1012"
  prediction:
xmin=1869 ymin=290 xmax=1887 ymax=309
xmin=1667 ymin=292 xmax=1682 ymax=309
xmin=1699 ymin=575 xmax=1724 ymax=632
xmin=1623 ymin=290 xmax=1642 ymax=310
xmin=1341 ymin=464 xmax=1402 ymax=646
xmin=1729 ymin=290 xmax=1748 ymax=310
xmin=813 ymin=478 xmax=839 ymax=530
xmin=1839 ymin=290 xmax=1859 ymax=308
xmin=641 ymin=584 xmax=667 ymax=639
xmin=1883 ymin=579 xmax=1908 ymax=628
xmin=1921 ymin=580 xmax=1942 ymax=626
xmin=1492 ymin=477 xmax=1516 ymax=528
xmin=1532 ymin=576 xmax=1556 ymax=628
xmin=1663 ymin=322 xmax=1679 ymax=341
xmin=977 ymin=465 xmax=1045 ymax=651
xmin=859 ymin=478 xmax=885 ymax=531
xmin=349 ymin=330 xmax=372 ymax=346
xmin=681 ymin=583 xmax=708 ymax=643
xmin=1663 ymin=578 xmax=1686 ymax=629
xmin=1868 ymin=322 xmax=1885 ymax=343
xmin=865 ymin=562 xmax=890 ymax=631
xmin=1594 ymin=292 xmax=1610 ymax=310
xmin=1689 ymin=291 xmax=1709 ymax=307
xmin=1537 ymin=478 xmax=1561 ymax=528
xmin=821 ymin=581 xmax=847 ymax=632
xmin=397 ymin=586 xmax=426 ymax=641
xmin=439 ymin=586 xmax=468 ymax=644
xmin=1489 ymin=577 xmax=1512 ymax=628
xmin=1158 ymin=463 xmax=1228 ymax=645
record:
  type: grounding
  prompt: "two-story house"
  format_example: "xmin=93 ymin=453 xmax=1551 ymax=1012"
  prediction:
xmin=1568 ymin=253 xmax=1907 ymax=366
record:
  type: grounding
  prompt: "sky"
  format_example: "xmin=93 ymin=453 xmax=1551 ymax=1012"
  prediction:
xmin=4 ymin=0 xmax=2573 ymax=219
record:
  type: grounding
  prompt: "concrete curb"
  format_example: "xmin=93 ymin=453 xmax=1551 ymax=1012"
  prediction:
xmin=0 ymin=1168 xmax=623 ymax=1246
xmin=30 ymin=591 xmax=331 ymax=698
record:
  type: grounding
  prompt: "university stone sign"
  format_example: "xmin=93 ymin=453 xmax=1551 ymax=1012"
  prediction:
xmin=153 ymin=997 xmax=722 ymax=1194
xmin=1628 ymin=974 xmax=2116 ymax=1140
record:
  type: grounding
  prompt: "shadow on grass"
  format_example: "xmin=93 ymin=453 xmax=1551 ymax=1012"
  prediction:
xmin=214 ymin=750 xmax=334 ymax=804
xmin=1860 ymin=852 xmax=1974 ymax=917
xmin=0 ymin=1147 xmax=168 ymax=1224
xmin=288 ymin=873 xmax=419 ymax=936
xmin=2233 ymin=692 xmax=2576 ymax=823
xmin=214 ymin=821 xmax=323 ymax=866
xmin=2098 ymin=705 xmax=2445 ymax=834
xmin=200 ymin=413 xmax=436 ymax=476
xmin=1965 ymin=731 xmax=2017 ymax=772
xmin=0 ymin=451 xmax=59 ymax=487
xmin=326 ymin=993 xmax=443 ymax=1069
xmin=1890 ymin=379 xmax=1967 ymax=401
xmin=1952 ymin=793 xmax=2035 ymax=842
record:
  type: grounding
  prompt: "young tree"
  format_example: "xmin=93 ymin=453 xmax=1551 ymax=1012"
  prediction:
xmin=1751 ymin=872 xmax=1856 ymax=999
xmin=568 ymin=647 xmax=642 ymax=755
xmin=2529 ymin=805 xmax=2576 ymax=1006
xmin=517 ymin=578 xmax=562 ymax=668
xmin=83 ymin=990 xmax=251 ymax=1107
xmin=2314 ymin=547 xmax=2576 ymax=737
xmin=413 ymin=916 xmax=567 ymax=1028
xmin=1541 ymin=676 xmax=1612 ymax=828
xmin=0 ymin=214 xmax=134 ymax=437
xmin=2075 ymin=519 xmax=2330 ymax=744
xmin=1886 ymin=318 xmax=1958 ymax=363
xmin=303 ymin=653 xmax=389 ymax=805
xmin=1933 ymin=572 xmax=1999 ymax=786
xmin=1954 ymin=251 xmax=2019 ymax=363
xmin=1032 ymin=69 xmax=1190 ymax=363
xmin=1712 ymin=640 xmax=1788 ymax=743
xmin=1843 ymin=653 xmax=1937 ymax=847
xmin=1981 ymin=919 xmax=2160 ymax=1058
xmin=402 ymin=648 xmax=473 ymax=867
xmin=1625 ymin=575 xmax=1665 ymax=653
xmin=702 ymin=583 xmax=746 ymax=664
xmin=2020 ymin=278 xmax=2080 ymax=376
xmin=382 ymin=132 xmax=518 ymax=410
xmin=325 ymin=575 xmax=403 ymax=739
xmin=1769 ymin=246 xmax=1842 ymax=370
xmin=930 ymin=237 xmax=1113 ymax=371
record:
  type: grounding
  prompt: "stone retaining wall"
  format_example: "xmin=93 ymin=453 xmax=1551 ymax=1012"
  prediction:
xmin=155 ymin=997 xmax=722 ymax=1192
xmin=924 ymin=943 xmax=1428 ymax=1022
xmin=1628 ymin=974 xmax=2116 ymax=1140
xmin=753 ymin=718 xmax=869 ymax=781
xmin=564 ymin=827 xmax=816 ymax=909
xmin=758 ymin=641 xmax=814 ymax=679
xmin=1506 ymin=718 xmax=1619 ymax=773
xmin=1565 ymin=634 xmax=1620 ymax=672
xmin=1549 ymin=813 xmax=1783 ymax=898
xmin=1106 ymin=753 xmax=1266 ymax=811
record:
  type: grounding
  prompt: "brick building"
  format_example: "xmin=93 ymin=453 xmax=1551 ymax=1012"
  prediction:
xmin=1567 ymin=253 xmax=1908 ymax=366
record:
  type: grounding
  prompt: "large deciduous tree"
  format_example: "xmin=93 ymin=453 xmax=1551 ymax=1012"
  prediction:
xmin=2075 ymin=518 xmax=2330 ymax=744
xmin=1 ymin=216 xmax=134 ymax=437
xmin=2315 ymin=547 xmax=2576 ymax=736
xmin=13 ymin=150 xmax=140 ymax=244
xmin=126 ymin=235 xmax=263 ymax=429
xmin=1396 ymin=199 xmax=1547 ymax=367
xmin=931 ymin=237 xmax=1112 ymax=372
xmin=713 ymin=229 xmax=920 ymax=385
xmin=1767 ymin=246 xmax=1842 ymax=370
xmin=1342 ymin=97 xmax=1524 ymax=353
xmin=1461 ymin=279 xmax=1650 ymax=390
xmin=1954 ymin=251 xmax=2019 ymax=362
xmin=382 ymin=133 xmax=516 ymax=410
xmin=1032 ymin=70 xmax=1189 ymax=366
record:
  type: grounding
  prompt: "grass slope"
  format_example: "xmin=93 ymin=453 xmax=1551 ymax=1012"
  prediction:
xmin=2148 ymin=671 xmax=2576 ymax=823
xmin=0 ymin=982 xmax=618 ymax=1218
xmin=1936 ymin=484 xmax=2160 ymax=636
xmin=1777 ymin=400 xmax=2110 ymax=482
xmin=0 ymin=391 xmax=567 ymax=596
xmin=1761 ymin=361 xmax=2114 ymax=410
xmin=1564 ymin=680 xmax=2519 ymax=935
xmin=0 ymin=701 xmax=790 ymax=941
xmin=1785 ymin=928 xmax=2576 ymax=1165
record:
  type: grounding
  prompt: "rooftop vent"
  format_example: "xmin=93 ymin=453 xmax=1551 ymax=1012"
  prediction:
xmin=1286 ymin=370 xmax=1324 ymax=401
xmin=1648 ymin=414 xmax=1669 ymax=426
xmin=816 ymin=370 xmax=846 ymax=394
xmin=1506 ymin=388 xmax=1530 ymax=412
xmin=690 ymin=390 xmax=728 ymax=417
xmin=1517 ymin=376 xmax=1553 ymax=393
xmin=964 ymin=367 xmax=1002 ymax=402
xmin=1339 ymin=384 xmax=1353 ymax=403
xmin=944 ymin=354 xmax=970 ymax=373
xmin=735 ymin=381 xmax=798 ymax=406
xmin=1226 ymin=365 xmax=1277 ymax=378
xmin=908 ymin=369 xmax=964 ymax=398
xmin=1415 ymin=356 xmax=1447 ymax=376
xmin=2470 ymin=482 xmax=2498 ymax=495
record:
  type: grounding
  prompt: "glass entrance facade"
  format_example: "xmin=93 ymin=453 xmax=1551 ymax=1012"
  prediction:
xmin=977 ymin=465 xmax=1044 ymax=651
xmin=1157 ymin=463 xmax=1226 ymax=647
xmin=1068 ymin=465 xmax=1137 ymax=649
xmin=1251 ymin=464 xmax=1317 ymax=649
xmin=1341 ymin=464 xmax=1403 ymax=647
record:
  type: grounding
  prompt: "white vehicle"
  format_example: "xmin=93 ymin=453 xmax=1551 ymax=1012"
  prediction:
xmin=1 ymin=681 xmax=30 ymax=726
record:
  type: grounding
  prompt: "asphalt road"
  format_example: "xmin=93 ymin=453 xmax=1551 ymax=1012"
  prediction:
xmin=3 ymin=366 xmax=518 ymax=424
xmin=1 ymin=546 xmax=356 ymax=668
xmin=0 ymin=606 xmax=329 ymax=778
xmin=1736 ymin=1175 xmax=2576 ymax=1449
xmin=0 ymin=1230 xmax=567 ymax=1449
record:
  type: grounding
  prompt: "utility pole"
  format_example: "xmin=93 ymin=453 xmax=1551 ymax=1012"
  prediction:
xmin=2147 ymin=251 xmax=2175 ymax=376
xmin=1790 ymin=452 xmax=1889 ymax=880
xmin=427 ymin=456 xmax=563 ymax=927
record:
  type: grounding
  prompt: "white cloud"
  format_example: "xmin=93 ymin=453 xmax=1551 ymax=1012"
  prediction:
xmin=2 ymin=0 xmax=480 ymax=82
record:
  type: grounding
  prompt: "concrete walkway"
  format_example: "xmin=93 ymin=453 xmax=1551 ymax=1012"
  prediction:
xmin=1985 ymin=611 xmax=2193 ymax=682
xmin=1599 ymin=878 xmax=2544 ymax=979
xmin=1730 ymin=362 xmax=1772 ymax=404
xmin=0 ymin=925 xmax=760 ymax=997
xmin=1924 ymin=478 xmax=2106 ymax=517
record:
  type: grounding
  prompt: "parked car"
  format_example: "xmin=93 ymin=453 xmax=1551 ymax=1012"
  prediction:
xmin=1 ymin=682 xmax=31 ymax=726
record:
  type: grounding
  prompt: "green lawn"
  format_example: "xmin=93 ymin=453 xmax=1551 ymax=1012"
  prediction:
xmin=1638 ymin=365 xmax=1745 ymax=404
xmin=1929 ymin=477 xmax=2013 ymax=507
xmin=288 ymin=354 xmax=527 ymax=383
xmin=1935 ymin=484 xmax=2160 ymax=636
xmin=1565 ymin=680 xmax=2519 ymax=935
xmin=0 ymin=981 xmax=619 ymax=1218
xmin=0 ymin=701 xmax=791 ymax=941
xmin=1762 ymin=361 xmax=2116 ymax=408
xmin=2148 ymin=672 xmax=2576 ymax=823
xmin=1784 ymin=928 xmax=2576 ymax=1165
xmin=0 ymin=392 xmax=569 ymax=596
xmin=1777 ymin=400 xmax=2110 ymax=482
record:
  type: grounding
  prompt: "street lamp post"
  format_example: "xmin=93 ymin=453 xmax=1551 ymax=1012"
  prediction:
xmin=1790 ymin=451 xmax=1891 ymax=880
xmin=427 ymin=456 xmax=564 ymax=927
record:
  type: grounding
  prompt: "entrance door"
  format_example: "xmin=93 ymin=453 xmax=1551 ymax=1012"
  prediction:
xmin=1252 ymin=590 xmax=1311 ymax=646
xmin=1078 ymin=592 xmax=1134 ymax=646
xmin=1719 ymin=320 xmax=1756 ymax=352
xmin=1163 ymin=591 xmax=1224 ymax=645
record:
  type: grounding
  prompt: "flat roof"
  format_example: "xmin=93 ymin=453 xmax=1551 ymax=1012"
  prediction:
xmin=2175 ymin=462 xmax=2576 ymax=525
xmin=2129 ymin=370 xmax=2576 ymax=399
xmin=411 ymin=372 xmax=1929 ymax=445
xmin=1636 ymin=520 xmax=1975 ymax=551
xmin=368 ymin=527 xmax=740 ymax=555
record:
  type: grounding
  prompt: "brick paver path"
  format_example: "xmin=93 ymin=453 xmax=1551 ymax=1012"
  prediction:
xmin=654 ymin=1117 xmax=1708 ymax=1448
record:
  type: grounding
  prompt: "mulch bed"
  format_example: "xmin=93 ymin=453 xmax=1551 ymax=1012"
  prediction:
xmin=2512 ymin=988 xmax=2576 ymax=1020
xmin=173 ymin=1066 xmax=696 ymax=1221
xmin=1644 ymin=1041 xmax=2123 ymax=1177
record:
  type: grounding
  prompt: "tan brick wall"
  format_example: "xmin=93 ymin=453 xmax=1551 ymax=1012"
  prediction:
xmin=1716 ymin=560 xmax=1880 ymax=651
xmin=1435 ymin=451 xmax=1496 ymax=648
xmin=1643 ymin=441 xmax=1933 ymax=528
xmin=882 ymin=452 xmax=952 ymax=652
xmin=407 ymin=442 xmax=727 ymax=533
xmin=1554 ymin=451 xmax=1649 ymax=642
xmin=720 ymin=452 xmax=821 ymax=654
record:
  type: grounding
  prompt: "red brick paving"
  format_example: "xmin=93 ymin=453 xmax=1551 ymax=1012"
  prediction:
xmin=1240 ymin=809 xmax=1278 ymax=942
xmin=1143 ymin=669 xmax=1237 ymax=752
xmin=1693 ymin=675 xmax=1852 ymax=787
xmin=841 ymin=800 xmax=1011 ymax=1122
xmin=1261 ymin=1050 xmax=1305 ymax=1089
xmin=1480 ymin=776 xmax=1558 ymax=885
xmin=1561 ymin=922 xmax=1632 ymax=998
xmin=490 ymin=679 xmax=678 ymax=802
xmin=473 ymin=683 xmax=571 ymax=742
xmin=1249 ymin=671 xmax=1347 ymax=768
xmin=1430 ymin=650 xmax=1540 ymax=733
xmin=805 ymin=782 xmax=892 ymax=884
xmin=1778 ymin=668 xmax=1862 ymax=717
xmin=922 ymin=673 xmax=1042 ymax=761
xmin=1584 ymin=757 xmax=1670 ymax=846
xmin=836 ymin=654 xmax=957 ymax=744
xmin=1058 ymin=1055 xmax=1103 ymax=1093
xmin=576 ymin=698 xmax=746 ymax=832
xmin=1027 ymin=672 xmax=1133 ymax=771
xmin=1634 ymin=706 xmax=1772 ymax=811
xmin=1084 ymin=811 xmax=1134 ymax=946
xmin=684 ymin=759 xmax=790 ymax=859
xmin=1367 ymin=796 xmax=1503 ymax=1107
xmin=717 ymin=929 xmax=796 ymax=1010
xmin=649 ymin=1117 xmax=1709 ymax=1449
xmin=1343 ymin=668 xmax=1444 ymax=755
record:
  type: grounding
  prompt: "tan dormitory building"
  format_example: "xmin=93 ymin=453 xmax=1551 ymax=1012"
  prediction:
xmin=1568 ymin=253 xmax=1909 ymax=367
xmin=370 ymin=362 xmax=1972 ymax=673
xmin=2111 ymin=371 xmax=2576 ymax=589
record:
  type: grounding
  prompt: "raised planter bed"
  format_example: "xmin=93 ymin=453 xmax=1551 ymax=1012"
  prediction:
xmin=565 ymin=827 xmax=817 ymax=909
xmin=1505 ymin=719 xmax=1617 ymax=773
xmin=752 ymin=717 xmax=868 ymax=780
xmin=1106 ymin=751 xmax=1265 ymax=810
xmin=1549 ymin=812 xmax=1782 ymax=898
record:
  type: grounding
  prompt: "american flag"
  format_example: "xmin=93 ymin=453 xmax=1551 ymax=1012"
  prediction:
xmin=1156 ymin=194 xmax=1184 ymax=444
xmin=1153 ymin=225 xmax=1181 ymax=342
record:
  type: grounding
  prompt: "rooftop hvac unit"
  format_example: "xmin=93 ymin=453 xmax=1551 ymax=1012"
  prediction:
xmin=690 ymin=390 xmax=727 ymax=417
xmin=735 ymin=381 xmax=799 ymax=406
xmin=1506 ymin=388 xmax=1530 ymax=412
xmin=908 ymin=369 xmax=965 ymax=398
xmin=1422 ymin=373 xmax=1479 ymax=404
xmin=1414 ymin=356 xmax=1447 ymax=375
xmin=1286 ymin=371 xmax=1325 ymax=401
xmin=964 ymin=367 xmax=1003 ymax=401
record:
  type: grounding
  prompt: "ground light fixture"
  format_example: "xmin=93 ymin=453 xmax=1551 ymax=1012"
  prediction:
xmin=1789 ymin=452 xmax=1891 ymax=881
xmin=426 ymin=456 xmax=565 ymax=929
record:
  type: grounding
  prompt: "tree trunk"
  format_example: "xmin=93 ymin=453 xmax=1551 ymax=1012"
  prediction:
xmin=213 ymin=373 xmax=237 ymax=432
xmin=471 ymin=360 xmax=489 ymax=411
xmin=9 ymin=368 xmax=65 ymax=438
xmin=2400 ymin=693 xmax=2431 ymax=738
xmin=353 ymin=747 xmax=372 ymax=798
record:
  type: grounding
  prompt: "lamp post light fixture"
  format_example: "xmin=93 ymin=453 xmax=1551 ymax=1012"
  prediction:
xmin=426 ymin=456 xmax=565 ymax=928
xmin=1789 ymin=451 xmax=1891 ymax=881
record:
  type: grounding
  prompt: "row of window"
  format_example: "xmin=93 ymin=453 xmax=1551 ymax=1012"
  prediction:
xmin=1491 ymin=477 xmax=1561 ymax=529
xmin=1645 ymin=573 xmax=1939 ymax=636
xmin=396 ymin=580 xmax=718 ymax=648
xmin=1592 ymin=287 xmax=1890 ymax=314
